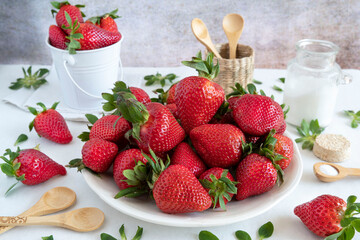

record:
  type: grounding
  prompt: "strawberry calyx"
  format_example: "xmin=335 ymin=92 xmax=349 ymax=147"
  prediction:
xmin=77 ymin=114 xmax=99 ymax=142
xmin=115 ymin=149 xmax=170 ymax=199
xmin=295 ymin=119 xmax=325 ymax=150
xmin=102 ymin=81 xmax=149 ymax=141
xmin=181 ymin=51 xmax=219 ymax=80
xmin=9 ymin=66 xmax=49 ymax=90
xmin=28 ymin=102 xmax=60 ymax=132
xmin=87 ymin=9 xmax=121 ymax=25
xmin=325 ymin=195 xmax=360 ymax=240
xmin=257 ymin=129 xmax=285 ymax=185
xmin=66 ymin=158 xmax=100 ymax=177
xmin=199 ymin=169 xmax=238 ymax=211
xmin=62 ymin=11 xmax=84 ymax=54
xmin=50 ymin=1 xmax=86 ymax=18
xmin=0 ymin=148 xmax=26 ymax=195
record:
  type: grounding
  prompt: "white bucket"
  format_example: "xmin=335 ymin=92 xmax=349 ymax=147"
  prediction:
xmin=46 ymin=37 xmax=123 ymax=110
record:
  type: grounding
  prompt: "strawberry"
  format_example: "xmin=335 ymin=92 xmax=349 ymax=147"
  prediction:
xmin=277 ymin=119 xmax=287 ymax=134
xmin=51 ymin=1 xmax=85 ymax=35
xmin=199 ymin=168 xmax=237 ymax=210
xmin=68 ymin=138 xmax=118 ymax=173
xmin=246 ymin=134 xmax=260 ymax=144
xmin=28 ymin=102 xmax=72 ymax=144
xmin=175 ymin=52 xmax=225 ymax=134
xmin=166 ymin=83 xmax=177 ymax=104
xmin=135 ymin=102 xmax=185 ymax=153
xmin=235 ymin=153 xmax=278 ymax=200
xmin=294 ymin=194 xmax=360 ymax=238
xmin=273 ymin=133 xmax=293 ymax=170
xmin=129 ymin=87 xmax=151 ymax=105
xmin=171 ymin=142 xmax=207 ymax=177
xmin=232 ymin=94 xmax=284 ymax=136
xmin=165 ymin=103 xmax=178 ymax=119
xmin=89 ymin=115 xmax=131 ymax=147
xmin=113 ymin=149 xmax=149 ymax=190
xmin=1 ymin=147 xmax=66 ymax=193
xmin=49 ymin=25 xmax=69 ymax=49
xmin=87 ymin=9 xmax=120 ymax=33
xmin=190 ymin=124 xmax=245 ymax=168
xmin=227 ymin=96 xmax=240 ymax=110
xmin=153 ymin=164 xmax=212 ymax=213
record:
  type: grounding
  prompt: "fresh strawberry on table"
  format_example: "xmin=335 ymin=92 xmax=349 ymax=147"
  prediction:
xmin=170 ymin=142 xmax=207 ymax=177
xmin=28 ymin=102 xmax=72 ymax=144
xmin=190 ymin=124 xmax=245 ymax=168
xmin=199 ymin=168 xmax=237 ymax=210
xmin=49 ymin=25 xmax=69 ymax=49
xmin=294 ymin=194 xmax=360 ymax=239
xmin=175 ymin=52 xmax=225 ymax=134
xmin=129 ymin=87 xmax=151 ymax=105
xmin=51 ymin=1 xmax=85 ymax=35
xmin=68 ymin=138 xmax=118 ymax=173
xmin=273 ymin=133 xmax=293 ymax=170
xmin=87 ymin=9 xmax=121 ymax=33
xmin=0 ymin=147 xmax=66 ymax=193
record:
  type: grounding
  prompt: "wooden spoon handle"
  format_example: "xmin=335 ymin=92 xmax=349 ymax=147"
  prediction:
xmin=0 ymin=215 xmax=61 ymax=227
xmin=0 ymin=216 xmax=28 ymax=226
xmin=346 ymin=168 xmax=360 ymax=176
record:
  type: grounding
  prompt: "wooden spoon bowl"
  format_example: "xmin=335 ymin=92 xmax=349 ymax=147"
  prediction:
xmin=313 ymin=162 xmax=360 ymax=182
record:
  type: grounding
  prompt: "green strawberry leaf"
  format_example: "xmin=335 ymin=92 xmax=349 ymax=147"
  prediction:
xmin=198 ymin=230 xmax=219 ymax=240
xmin=325 ymin=229 xmax=344 ymax=240
xmin=85 ymin=114 xmax=98 ymax=125
xmin=344 ymin=110 xmax=360 ymax=128
xmin=182 ymin=51 xmax=219 ymax=80
xmin=258 ymin=221 xmax=274 ymax=239
xmin=9 ymin=66 xmax=49 ymax=90
xmin=235 ymin=230 xmax=252 ymax=240
xmin=14 ymin=134 xmax=28 ymax=146
xmin=132 ymin=226 xmax=143 ymax=240
xmin=144 ymin=72 xmax=178 ymax=87
xmin=252 ymin=79 xmax=262 ymax=85
xmin=351 ymin=219 xmax=360 ymax=232
xmin=279 ymin=77 xmax=285 ymax=83
xmin=42 ymin=235 xmax=54 ymax=240
xmin=272 ymin=85 xmax=283 ymax=92
xmin=100 ymin=233 xmax=117 ymax=240
xmin=295 ymin=119 xmax=324 ymax=150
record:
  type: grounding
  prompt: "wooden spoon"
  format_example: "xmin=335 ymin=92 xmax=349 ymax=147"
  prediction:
xmin=222 ymin=13 xmax=244 ymax=59
xmin=0 ymin=207 xmax=104 ymax=232
xmin=0 ymin=186 xmax=76 ymax=234
xmin=313 ymin=162 xmax=360 ymax=182
xmin=191 ymin=18 xmax=222 ymax=59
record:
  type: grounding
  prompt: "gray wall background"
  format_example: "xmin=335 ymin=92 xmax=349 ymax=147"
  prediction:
xmin=0 ymin=0 xmax=359 ymax=69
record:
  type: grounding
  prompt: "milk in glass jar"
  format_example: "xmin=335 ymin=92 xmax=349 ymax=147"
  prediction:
xmin=283 ymin=39 xmax=351 ymax=127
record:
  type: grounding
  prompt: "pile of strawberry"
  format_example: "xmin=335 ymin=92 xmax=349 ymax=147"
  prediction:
xmin=49 ymin=1 xmax=122 ymax=54
xmin=69 ymin=52 xmax=294 ymax=213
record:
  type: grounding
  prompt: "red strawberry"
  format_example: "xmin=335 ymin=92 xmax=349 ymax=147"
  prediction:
xmin=89 ymin=115 xmax=131 ymax=147
xmin=175 ymin=52 xmax=225 ymax=134
xmin=171 ymin=142 xmax=207 ymax=177
xmin=190 ymin=124 xmax=245 ymax=168
xmin=175 ymin=76 xmax=225 ymax=134
xmin=51 ymin=2 xmax=84 ymax=35
xmin=113 ymin=149 xmax=149 ymax=190
xmin=135 ymin=102 xmax=185 ymax=154
xmin=153 ymin=164 xmax=212 ymax=213
xmin=228 ymin=96 xmax=240 ymax=110
xmin=199 ymin=168 xmax=237 ymax=210
xmin=209 ymin=112 xmax=235 ymax=124
xmin=235 ymin=153 xmax=278 ymax=200
xmin=1 ymin=148 xmax=66 ymax=190
xmin=166 ymin=83 xmax=177 ymax=104
xmin=277 ymin=119 xmax=286 ymax=134
xmin=246 ymin=134 xmax=260 ymax=144
xmin=75 ymin=23 xmax=121 ymax=50
xmin=86 ymin=9 xmax=120 ymax=33
xmin=28 ymin=102 xmax=72 ymax=144
xmin=232 ymin=94 xmax=284 ymax=136
xmin=81 ymin=138 xmax=118 ymax=173
xmin=165 ymin=103 xmax=178 ymax=119
xmin=129 ymin=87 xmax=151 ymax=105
xmin=49 ymin=25 xmax=68 ymax=49
xmin=294 ymin=194 xmax=350 ymax=237
xmin=273 ymin=133 xmax=293 ymax=170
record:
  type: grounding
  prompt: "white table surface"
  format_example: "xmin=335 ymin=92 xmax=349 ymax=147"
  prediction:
xmin=0 ymin=65 xmax=359 ymax=240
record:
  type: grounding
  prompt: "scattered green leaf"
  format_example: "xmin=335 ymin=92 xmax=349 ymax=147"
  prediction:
xmin=9 ymin=66 xmax=49 ymax=90
xmin=272 ymin=85 xmax=283 ymax=92
xmin=252 ymin=79 xmax=262 ymax=85
xmin=101 ymin=224 xmax=143 ymax=240
xmin=14 ymin=134 xmax=28 ymax=146
xmin=198 ymin=230 xmax=219 ymax=240
xmin=344 ymin=110 xmax=360 ymax=128
xmin=42 ymin=235 xmax=54 ymax=240
xmin=295 ymin=119 xmax=325 ymax=150
xmin=235 ymin=230 xmax=252 ymax=240
xmin=258 ymin=221 xmax=274 ymax=239
xmin=144 ymin=73 xmax=178 ymax=87
xmin=278 ymin=77 xmax=285 ymax=83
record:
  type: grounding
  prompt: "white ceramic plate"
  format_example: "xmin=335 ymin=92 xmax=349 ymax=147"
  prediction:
xmin=83 ymin=133 xmax=303 ymax=227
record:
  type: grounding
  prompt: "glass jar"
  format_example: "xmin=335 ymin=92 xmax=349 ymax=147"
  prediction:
xmin=283 ymin=39 xmax=352 ymax=127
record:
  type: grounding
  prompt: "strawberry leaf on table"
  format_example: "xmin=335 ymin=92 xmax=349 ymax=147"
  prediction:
xmin=252 ymin=79 xmax=262 ymax=84
xmin=198 ymin=230 xmax=219 ymax=240
xmin=14 ymin=134 xmax=28 ymax=146
xmin=144 ymin=72 xmax=178 ymax=87
xmin=42 ymin=236 xmax=54 ymax=240
xmin=258 ymin=221 xmax=274 ymax=239
xmin=235 ymin=230 xmax=252 ymax=240
xmin=295 ymin=119 xmax=325 ymax=150
xmin=9 ymin=66 xmax=49 ymax=90
xmin=279 ymin=77 xmax=285 ymax=83
xmin=272 ymin=85 xmax=283 ymax=92
xmin=101 ymin=224 xmax=143 ymax=240
xmin=344 ymin=110 xmax=360 ymax=128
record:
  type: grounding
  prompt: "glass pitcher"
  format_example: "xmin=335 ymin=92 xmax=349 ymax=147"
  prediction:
xmin=283 ymin=39 xmax=352 ymax=127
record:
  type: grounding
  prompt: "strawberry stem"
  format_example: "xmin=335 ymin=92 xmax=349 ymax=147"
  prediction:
xmin=181 ymin=51 xmax=219 ymax=80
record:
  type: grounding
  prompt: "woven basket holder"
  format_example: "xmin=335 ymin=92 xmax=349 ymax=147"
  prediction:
xmin=206 ymin=43 xmax=254 ymax=94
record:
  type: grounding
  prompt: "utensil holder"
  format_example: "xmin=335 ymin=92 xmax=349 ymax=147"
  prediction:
xmin=207 ymin=43 xmax=254 ymax=94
